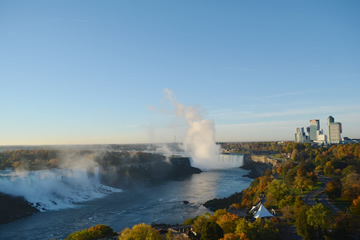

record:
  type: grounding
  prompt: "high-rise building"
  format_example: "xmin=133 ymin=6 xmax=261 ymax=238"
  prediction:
xmin=295 ymin=127 xmax=309 ymax=143
xmin=309 ymin=119 xmax=320 ymax=141
xmin=327 ymin=116 xmax=342 ymax=144
xmin=315 ymin=129 xmax=327 ymax=144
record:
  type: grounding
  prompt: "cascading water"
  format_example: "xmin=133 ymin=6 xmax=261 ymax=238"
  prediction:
xmin=0 ymin=168 xmax=122 ymax=211
xmin=217 ymin=154 xmax=245 ymax=168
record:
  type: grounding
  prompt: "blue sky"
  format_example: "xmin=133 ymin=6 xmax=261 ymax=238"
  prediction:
xmin=1 ymin=1 xmax=359 ymax=145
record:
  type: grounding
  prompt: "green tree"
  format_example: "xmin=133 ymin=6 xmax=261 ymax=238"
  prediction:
xmin=200 ymin=221 xmax=224 ymax=240
xmin=326 ymin=179 xmax=342 ymax=200
xmin=291 ymin=149 xmax=299 ymax=161
xmin=220 ymin=233 xmax=248 ymax=240
xmin=323 ymin=165 xmax=335 ymax=177
xmin=119 ymin=223 xmax=162 ymax=240
xmin=281 ymin=205 xmax=294 ymax=222
xmin=66 ymin=224 xmax=116 ymax=240
xmin=235 ymin=218 xmax=250 ymax=235
xmin=294 ymin=175 xmax=312 ymax=193
xmin=279 ymin=194 xmax=295 ymax=208
xmin=294 ymin=205 xmax=316 ymax=240
xmin=342 ymin=165 xmax=356 ymax=177
xmin=235 ymin=218 xmax=278 ymax=240
xmin=327 ymin=212 xmax=354 ymax=240
xmin=293 ymin=196 xmax=305 ymax=215
xmin=66 ymin=229 xmax=93 ymax=240
xmin=306 ymin=204 xmax=330 ymax=239
xmin=266 ymin=179 xmax=289 ymax=206
xmin=88 ymin=224 xmax=117 ymax=239
xmin=350 ymin=196 xmax=360 ymax=215
xmin=285 ymin=168 xmax=297 ymax=186
xmin=183 ymin=217 xmax=196 ymax=225
xmin=343 ymin=173 xmax=360 ymax=189
xmin=192 ymin=213 xmax=211 ymax=233
xmin=216 ymin=212 xmax=240 ymax=234
xmin=212 ymin=209 xmax=228 ymax=220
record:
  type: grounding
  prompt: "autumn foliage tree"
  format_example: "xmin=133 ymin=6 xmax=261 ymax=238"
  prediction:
xmin=307 ymin=204 xmax=331 ymax=239
xmin=266 ymin=179 xmax=289 ymax=206
xmin=350 ymin=196 xmax=360 ymax=215
xmin=118 ymin=223 xmax=162 ymax=240
xmin=192 ymin=213 xmax=212 ymax=233
xmin=220 ymin=233 xmax=249 ymax=240
xmin=326 ymin=179 xmax=342 ymax=200
xmin=216 ymin=212 xmax=240 ymax=234
xmin=66 ymin=224 xmax=117 ymax=240
xmin=200 ymin=221 xmax=224 ymax=240
xmin=235 ymin=218 xmax=278 ymax=240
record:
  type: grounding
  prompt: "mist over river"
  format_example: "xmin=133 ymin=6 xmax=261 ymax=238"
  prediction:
xmin=0 ymin=154 xmax=252 ymax=240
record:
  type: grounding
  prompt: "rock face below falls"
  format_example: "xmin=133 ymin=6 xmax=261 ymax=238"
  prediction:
xmin=100 ymin=156 xmax=202 ymax=188
xmin=0 ymin=193 xmax=39 ymax=224
xmin=240 ymin=154 xmax=278 ymax=179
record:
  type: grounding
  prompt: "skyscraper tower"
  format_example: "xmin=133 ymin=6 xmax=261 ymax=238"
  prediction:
xmin=309 ymin=119 xmax=320 ymax=141
xmin=327 ymin=116 xmax=342 ymax=144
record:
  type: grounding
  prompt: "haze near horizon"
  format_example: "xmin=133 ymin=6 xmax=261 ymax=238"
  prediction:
xmin=1 ymin=1 xmax=359 ymax=145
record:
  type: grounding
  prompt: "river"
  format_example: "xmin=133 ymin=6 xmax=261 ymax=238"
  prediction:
xmin=0 ymin=154 xmax=252 ymax=239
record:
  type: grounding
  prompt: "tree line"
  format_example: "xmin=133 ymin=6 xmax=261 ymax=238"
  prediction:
xmin=0 ymin=149 xmax=168 ymax=170
xmin=220 ymin=142 xmax=287 ymax=154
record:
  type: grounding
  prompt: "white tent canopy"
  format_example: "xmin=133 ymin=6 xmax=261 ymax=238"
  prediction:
xmin=253 ymin=204 xmax=274 ymax=218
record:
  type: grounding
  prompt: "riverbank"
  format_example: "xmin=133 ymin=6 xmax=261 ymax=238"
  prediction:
xmin=202 ymin=154 xmax=277 ymax=211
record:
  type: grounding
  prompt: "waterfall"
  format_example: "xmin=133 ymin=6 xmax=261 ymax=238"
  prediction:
xmin=0 ymin=168 xmax=122 ymax=211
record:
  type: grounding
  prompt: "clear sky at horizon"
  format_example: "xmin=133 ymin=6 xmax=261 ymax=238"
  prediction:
xmin=1 ymin=1 xmax=359 ymax=145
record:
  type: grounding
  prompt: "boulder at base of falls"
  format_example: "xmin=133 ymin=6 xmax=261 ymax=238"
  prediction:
xmin=0 ymin=193 xmax=39 ymax=224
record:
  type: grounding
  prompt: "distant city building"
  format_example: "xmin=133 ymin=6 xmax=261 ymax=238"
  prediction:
xmin=295 ymin=127 xmax=309 ymax=143
xmin=315 ymin=129 xmax=327 ymax=144
xmin=328 ymin=116 xmax=342 ymax=144
xmin=342 ymin=137 xmax=360 ymax=144
xmin=309 ymin=119 xmax=320 ymax=141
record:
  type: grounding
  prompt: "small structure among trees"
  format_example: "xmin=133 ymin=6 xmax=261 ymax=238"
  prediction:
xmin=253 ymin=203 xmax=274 ymax=219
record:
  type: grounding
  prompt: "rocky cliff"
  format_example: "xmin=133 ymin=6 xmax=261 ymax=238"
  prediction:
xmin=0 ymin=193 xmax=39 ymax=224
xmin=240 ymin=154 xmax=278 ymax=179
xmin=100 ymin=156 xmax=201 ymax=188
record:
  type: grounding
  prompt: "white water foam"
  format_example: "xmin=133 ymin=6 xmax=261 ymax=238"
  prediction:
xmin=0 ymin=168 xmax=122 ymax=211
xmin=217 ymin=154 xmax=244 ymax=168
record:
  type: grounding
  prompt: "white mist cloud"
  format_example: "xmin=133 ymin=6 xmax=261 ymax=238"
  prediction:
xmin=163 ymin=88 xmax=225 ymax=170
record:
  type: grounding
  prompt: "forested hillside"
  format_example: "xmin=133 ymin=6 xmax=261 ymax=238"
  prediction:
xmin=76 ymin=142 xmax=359 ymax=240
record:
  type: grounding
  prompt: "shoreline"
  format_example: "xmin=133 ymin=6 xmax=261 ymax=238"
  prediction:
xmin=203 ymin=154 xmax=277 ymax=211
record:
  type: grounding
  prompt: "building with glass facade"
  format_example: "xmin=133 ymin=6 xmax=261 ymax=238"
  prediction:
xmin=295 ymin=127 xmax=309 ymax=143
xmin=309 ymin=119 xmax=320 ymax=141
xmin=327 ymin=116 xmax=342 ymax=144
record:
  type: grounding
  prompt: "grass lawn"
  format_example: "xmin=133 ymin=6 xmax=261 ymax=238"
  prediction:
xmin=314 ymin=181 xmax=324 ymax=189
xmin=332 ymin=197 xmax=352 ymax=212
xmin=290 ymin=180 xmax=324 ymax=196
xmin=292 ymin=188 xmax=311 ymax=195
xmin=270 ymin=153 xmax=288 ymax=160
